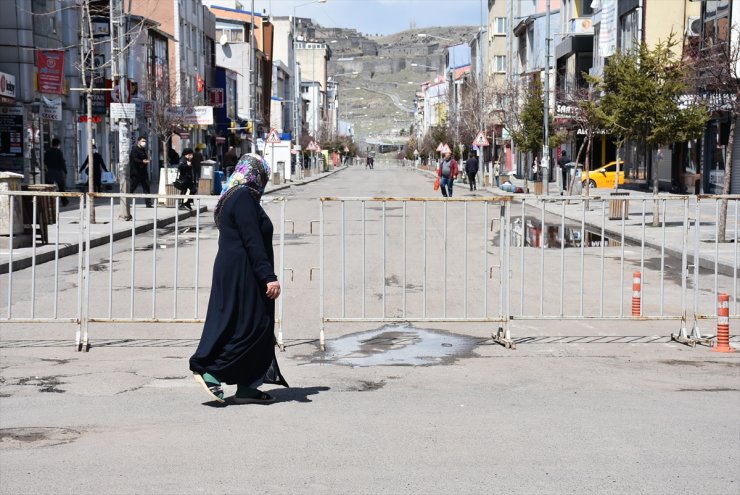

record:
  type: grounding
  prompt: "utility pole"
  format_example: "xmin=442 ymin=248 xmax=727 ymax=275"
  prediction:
xmin=478 ymin=0 xmax=485 ymax=187
xmin=542 ymin=0 xmax=551 ymax=196
xmin=250 ymin=0 xmax=258 ymax=154
xmin=71 ymin=0 xmax=110 ymax=223
xmin=111 ymin=0 xmax=131 ymax=220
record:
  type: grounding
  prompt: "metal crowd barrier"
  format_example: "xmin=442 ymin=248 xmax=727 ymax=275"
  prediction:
xmin=316 ymin=195 xmax=739 ymax=350
xmin=2 ymin=190 xmax=738 ymax=353
xmin=0 ymin=191 xmax=289 ymax=352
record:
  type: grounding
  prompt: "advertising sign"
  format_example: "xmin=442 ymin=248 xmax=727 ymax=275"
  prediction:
xmin=110 ymin=103 xmax=136 ymax=120
xmin=41 ymin=96 xmax=62 ymax=121
xmin=0 ymin=106 xmax=23 ymax=158
xmin=0 ymin=71 xmax=16 ymax=100
xmin=166 ymin=106 xmax=214 ymax=125
xmin=599 ymin=0 xmax=617 ymax=58
xmin=37 ymin=50 xmax=65 ymax=94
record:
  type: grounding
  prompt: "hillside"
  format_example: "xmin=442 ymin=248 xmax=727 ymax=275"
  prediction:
xmin=311 ymin=24 xmax=476 ymax=150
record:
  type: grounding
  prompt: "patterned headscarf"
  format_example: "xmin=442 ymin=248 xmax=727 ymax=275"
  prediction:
xmin=214 ymin=153 xmax=271 ymax=227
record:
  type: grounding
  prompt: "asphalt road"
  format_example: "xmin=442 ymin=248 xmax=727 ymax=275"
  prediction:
xmin=1 ymin=165 xmax=738 ymax=495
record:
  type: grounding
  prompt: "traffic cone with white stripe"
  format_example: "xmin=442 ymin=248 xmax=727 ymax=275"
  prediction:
xmin=712 ymin=293 xmax=735 ymax=353
xmin=631 ymin=272 xmax=641 ymax=317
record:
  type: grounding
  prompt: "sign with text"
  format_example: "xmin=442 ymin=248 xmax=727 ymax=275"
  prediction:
xmin=166 ymin=106 xmax=214 ymax=126
xmin=0 ymin=106 xmax=23 ymax=158
xmin=208 ymin=88 xmax=224 ymax=108
xmin=0 ymin=71 xmax=16 ymax=100
xmin=41 ymin=96 xmax=62 ymax=121
xmin=110 ymin=103 xmax=136 ymax=120
xmin=37 ymin=50 xmax=65 ymax=94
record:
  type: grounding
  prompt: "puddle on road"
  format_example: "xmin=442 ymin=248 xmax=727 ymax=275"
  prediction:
xmin=315 ymin=324 xmax=477 ymax=367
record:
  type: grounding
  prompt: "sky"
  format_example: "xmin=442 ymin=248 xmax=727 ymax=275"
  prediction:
xmin=247 ymin=0 xmax=484 ymax=35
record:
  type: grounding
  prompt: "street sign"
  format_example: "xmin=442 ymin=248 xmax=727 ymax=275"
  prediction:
xmin=436 ymin=143 xmax=444 ymax=152
xmin=440 ymin=143 xmax=451 ymax=154
xmin=306 ymin=141 xmax=319 ymax=152
xmin=473 ymin=131 xmax=490 ymax=147
xmin=266 ymin=128 xmax=281 ymax=144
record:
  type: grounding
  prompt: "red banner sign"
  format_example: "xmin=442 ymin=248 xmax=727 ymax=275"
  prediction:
xmin=37 ymin=50 xmax=65 ymax=94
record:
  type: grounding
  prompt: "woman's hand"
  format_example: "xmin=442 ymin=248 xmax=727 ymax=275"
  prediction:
xmin=266 ymin=281 xmax=281 ymax=299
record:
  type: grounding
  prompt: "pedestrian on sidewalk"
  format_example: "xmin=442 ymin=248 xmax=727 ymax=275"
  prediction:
xmin=192 ymin=144 xmax=204 ymax=181
xmin=44 ymin=138 xmax=69 ymax=206
xmin=558 ymin=150 xmax=570 ymax=192
xmin=176 ymin=148 xmax=195 ymax=211
xmin=465 ymin=152 xmax=479 ymax=191
xmin=190 ymin=153 xmax=289 ymax=404
xmin=79 ymin=144 xmax=108 ymax=193
xmin=129 ymin=136 xmax=152 ymax=208
xmin=493 ymin=159 xmax=501 ymax=188
xmin=223 ymin=145 xmax=238 ymax=177
xmin=437 ymin=151 xmax=458 ymax=198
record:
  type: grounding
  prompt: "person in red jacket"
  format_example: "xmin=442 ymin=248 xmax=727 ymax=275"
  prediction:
xmin=437 ymin=151 xmax=459 ymax=197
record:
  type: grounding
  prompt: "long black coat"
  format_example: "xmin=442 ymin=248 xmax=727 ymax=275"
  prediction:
xmin=189 ymin=188 xmax=288 ymax=387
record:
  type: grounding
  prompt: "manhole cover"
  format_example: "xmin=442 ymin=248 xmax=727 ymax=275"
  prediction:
xmin=0 ymin=427 xmax=81 ymax=449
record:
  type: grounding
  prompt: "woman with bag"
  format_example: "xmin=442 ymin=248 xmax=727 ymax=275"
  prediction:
xmin=176 ymin=148 xmax=196 ymax=210
xmin=79 ymin=144 xmax=108 ymax=193
xmin=190 ymin=153 xmax=288 ymax=404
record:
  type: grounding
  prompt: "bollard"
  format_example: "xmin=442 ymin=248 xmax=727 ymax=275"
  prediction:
xmin=631 ymin=271 xmax=641 ymax=317
xmin=712 ymin=293 xmax=735 ymax=353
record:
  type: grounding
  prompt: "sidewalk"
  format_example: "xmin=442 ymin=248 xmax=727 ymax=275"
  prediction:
xmin=413 ymin=167 xmax=739 ymax=277
xmin=0 ymin=166 xmax=346 ymax=274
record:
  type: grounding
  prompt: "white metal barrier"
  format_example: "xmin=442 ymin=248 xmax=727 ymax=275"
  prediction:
xmin=0 ymin=191 xmax=290 ymax=352
xmin=2 ymin=191 xmax=738 ymax=352
xmin=316 ymin=195 xmax=739 ymax=350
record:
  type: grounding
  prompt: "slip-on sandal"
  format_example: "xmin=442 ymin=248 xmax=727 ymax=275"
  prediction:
xmin=193 ymin=373 xmax=225 ymax=403
xmin=233 ymin=392 xmax=276 ymax=405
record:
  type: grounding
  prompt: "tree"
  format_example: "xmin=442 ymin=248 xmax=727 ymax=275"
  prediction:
xmin=689 ymin=24 xmax=740 ymax=242
xmin=557 ymin=79 xmax=608 ymax=196
xmin=600 ymin=34 xmax=708 ymax=226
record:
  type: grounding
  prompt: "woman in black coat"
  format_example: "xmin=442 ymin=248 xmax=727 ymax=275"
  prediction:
xmin=177 ymin=148 xmax=195 ymax=210
xmin=190 ymin=153 xmax=288 ymax=404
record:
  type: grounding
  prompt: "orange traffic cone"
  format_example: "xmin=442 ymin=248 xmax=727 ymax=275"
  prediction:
xmin=712 ymin=293 xmax=735 ymax=353
xmin=631 ymin=272 xmax=641 ymax=317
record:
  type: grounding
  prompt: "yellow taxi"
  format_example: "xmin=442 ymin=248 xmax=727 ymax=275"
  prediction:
xmin=583 ymin=160 xmax=625 ymax=189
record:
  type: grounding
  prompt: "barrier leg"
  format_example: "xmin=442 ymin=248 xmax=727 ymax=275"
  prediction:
xmin=672 ymin=315 xmax=696 ymax=347
xmin=492 ymin=322 xmax=516 ymax=350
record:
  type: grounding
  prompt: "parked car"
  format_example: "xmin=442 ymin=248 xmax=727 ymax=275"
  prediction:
xmin=583 ymin=160 xmax=625 ymax=189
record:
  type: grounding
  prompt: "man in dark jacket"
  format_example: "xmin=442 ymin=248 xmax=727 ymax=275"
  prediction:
xmin=44 ymin=138 xmax=69 ymax=206
xmin=558 ymin=150 xmax=570 ymax=192
xmin=79 ymin=144 xmax=108 ymax=192
xmin=465 ymin=152 xmax=479 ymax=191
xmin=129 ymin=136 xmax=152 ymax=207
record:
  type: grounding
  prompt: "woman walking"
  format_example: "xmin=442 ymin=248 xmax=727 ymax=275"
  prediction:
xmin=190 ymin=154 xmax=288 ymax=404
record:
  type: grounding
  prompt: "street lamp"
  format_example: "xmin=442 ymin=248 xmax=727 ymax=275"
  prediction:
xmin=293 ymin=0 xmax=327 ymax=173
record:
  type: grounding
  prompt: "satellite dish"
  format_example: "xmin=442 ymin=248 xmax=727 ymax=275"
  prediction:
xmin=219 ymin=33 xmax=228 ymax=46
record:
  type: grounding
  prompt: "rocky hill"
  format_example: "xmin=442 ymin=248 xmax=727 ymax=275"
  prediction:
xmin=306 ymin=23 xmax=476 ymax=150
